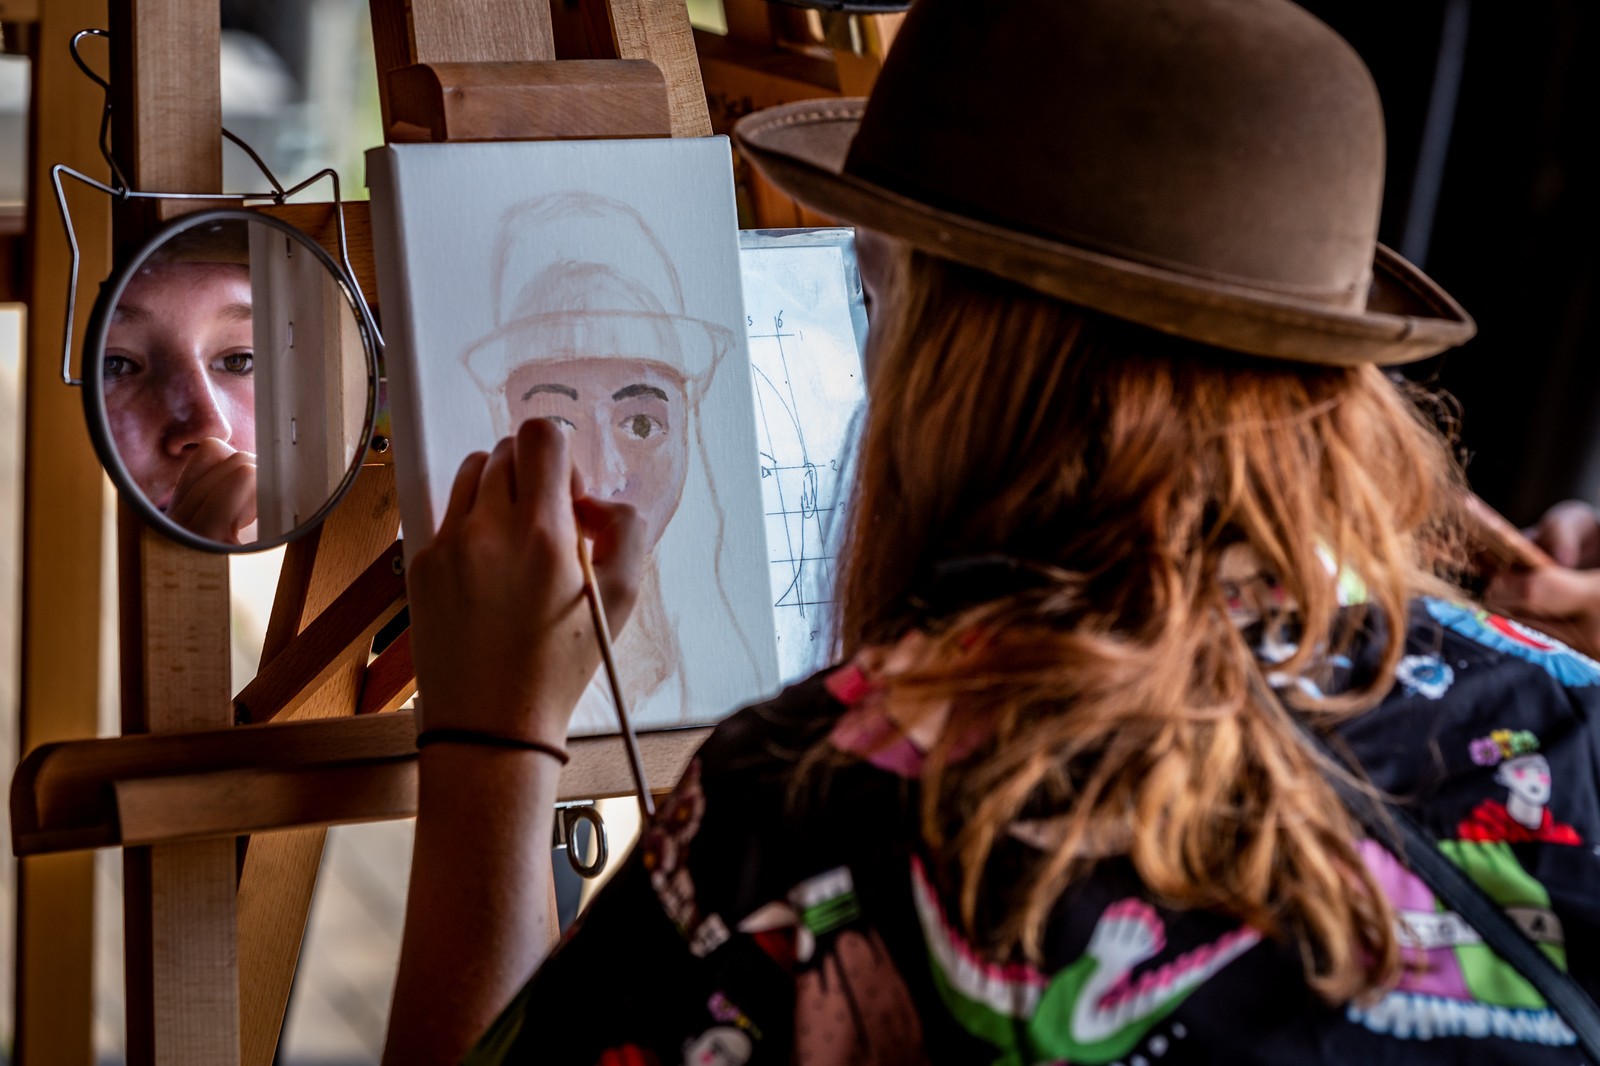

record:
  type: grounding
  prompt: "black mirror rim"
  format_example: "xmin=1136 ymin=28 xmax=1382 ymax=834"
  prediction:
xmin=82 ymin=207 xmax=381 ymax=555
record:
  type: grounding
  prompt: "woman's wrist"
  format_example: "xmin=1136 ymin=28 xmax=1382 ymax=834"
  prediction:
xmin=415 ymin=727 xmax=570 ymax=764
xmin=412 ymin=694 xmax=573 ymax=755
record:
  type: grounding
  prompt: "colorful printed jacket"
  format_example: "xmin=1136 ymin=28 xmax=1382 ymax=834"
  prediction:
xmin=469 ymin=598 xmax=1600 ymax=1065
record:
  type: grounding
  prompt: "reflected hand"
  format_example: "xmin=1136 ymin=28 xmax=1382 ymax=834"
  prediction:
xmin=167 ymin=437 xmax=258 ymax=545
xmin=1486 ymin=564 xmax=1600 ymax=662
xmin=406 ymin=418 xmax=647 ymax=746
xmin=1527 ymin=500 xmax=1600 ymax=569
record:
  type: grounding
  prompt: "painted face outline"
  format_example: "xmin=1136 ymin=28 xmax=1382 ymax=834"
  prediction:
xmin=102 ymin=261 xmax=258 ymax=512
xmin=504 ymin=356 xmax=689 ymax=548
xmin=1496 ymin=752 xmax=1553 ymax=808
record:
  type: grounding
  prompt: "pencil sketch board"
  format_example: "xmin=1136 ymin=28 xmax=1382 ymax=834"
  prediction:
xmin=737 ymin=229 xmax=869 ymax=683
xmin=367 ymin=138 xmax=780 ymax=736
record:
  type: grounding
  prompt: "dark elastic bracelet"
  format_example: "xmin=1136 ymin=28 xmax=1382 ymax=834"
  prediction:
xmin=415 ymin=729 xmax=570 ymax=764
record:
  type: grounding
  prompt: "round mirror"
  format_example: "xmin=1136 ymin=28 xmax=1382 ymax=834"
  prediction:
xmin=82 ymin=209 xmax=379 ymax=552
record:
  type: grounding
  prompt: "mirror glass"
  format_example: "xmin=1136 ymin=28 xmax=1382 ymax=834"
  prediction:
xmin=84 ymin=209 xmax=377 ymax=552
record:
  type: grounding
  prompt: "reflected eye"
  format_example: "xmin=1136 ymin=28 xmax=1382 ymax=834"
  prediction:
xmin=104 ymin=353 xmax=137 ymax=379
xmin=619 ymin=413 xmax=665 ymax=440
xmin=219 ymin=352 xmax=254 ymax=375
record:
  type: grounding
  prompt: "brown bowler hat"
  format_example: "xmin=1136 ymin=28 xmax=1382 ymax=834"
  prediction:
xmin=733 ymin=0 xmax=1475 ymax=366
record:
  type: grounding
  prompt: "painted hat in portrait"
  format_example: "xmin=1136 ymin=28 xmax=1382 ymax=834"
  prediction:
xmin=463 ymin=192 xmax=734 ymax=398
xmin=733 ymin=0 xmax=1476 ymax=366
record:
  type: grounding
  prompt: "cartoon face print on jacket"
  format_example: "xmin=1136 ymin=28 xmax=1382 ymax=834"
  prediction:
xmin=506 ymin=357 xmax=688 ymax=549
xmin=1497 ymin=752 xmax=1554 ymax=827
xmin=1460 ymin=729 xmax=1580 ymax=845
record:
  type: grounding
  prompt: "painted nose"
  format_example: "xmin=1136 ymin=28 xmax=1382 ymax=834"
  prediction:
xmin=576 ymin=421 xmax=629 ymax=501
xmin=161 ymin=364 xmax=233 ymax=456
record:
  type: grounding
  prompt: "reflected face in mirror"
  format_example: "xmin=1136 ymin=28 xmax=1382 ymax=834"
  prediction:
xmin=505 ymin=357 xmax=688 ymax=547
xmin=104 ymin=259 xmax=259 ymax=541
xmin=87 ymin=210 xmax=379 ymax=553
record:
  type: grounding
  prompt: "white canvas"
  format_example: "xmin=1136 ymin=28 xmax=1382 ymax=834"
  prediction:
xmin=369 ymin=139 xmax=779 ymax=736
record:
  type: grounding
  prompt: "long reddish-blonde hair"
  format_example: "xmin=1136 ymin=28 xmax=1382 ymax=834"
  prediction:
xmin=836 ymin=244 xmax=1468 ymax=1001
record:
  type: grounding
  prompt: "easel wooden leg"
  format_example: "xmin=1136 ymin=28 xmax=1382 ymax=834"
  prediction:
xmin=14 ymin=0 xmax=110 ymax=1056
xmin=237 ymin=467 xmax=399 ymax=1065
xmin=124 ymin=841 xmax=242 ymax=1063
xmin=13 ymin=853 xmax=97 ymax=1063
xmin=120 ymin=516 xmax=239 ymax=1065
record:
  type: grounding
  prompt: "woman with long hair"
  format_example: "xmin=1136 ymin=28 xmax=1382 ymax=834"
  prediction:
xmin=383 ymin=0 xmax=1600 ymax=1062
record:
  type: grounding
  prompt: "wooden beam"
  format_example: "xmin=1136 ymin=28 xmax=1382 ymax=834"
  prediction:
xmin=606 ymin=0 xmax=714 ymax=137
xmin=107 ymin=1 xmax=239 ymax=1061
xmin=13 ymin=711 xmax=419 ymax=851
xmin=357 ymin=628 xmax=416 ymax=716
xmin=0 ymin=204 xmax=24 ymax=304
xmin=119 ymin=762 xmax=418 ymax=845
xmin=368 ymin=0 xmax=558 ymax=127
xmin=385 ymin=60 xmax=672 ymax=143
xmin=695 ymin=27 xmax=841 ymax=134
xmin=234 ymin=466 xmax=399 ymax=1066
xmin=719 ymin=0 xmax=774 ymax=46
xmin=0 ymin=0 xmax=40 ymax=22
xmin=233 ymin=538 xmax=406 ymax=724
xmin=118 ymin=515 xmax=239 ymax=1064
xmin=13 ymin=712 xmax=709 ymax=854
xmin=250 ymin=201 xmax=379 ymax=317
xmin=13 ymin=0 xmax=109 ymax=1057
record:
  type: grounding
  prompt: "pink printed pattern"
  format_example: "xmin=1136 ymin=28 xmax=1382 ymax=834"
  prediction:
xmin=1357 ymin=840 xmax=1472 ymax=999
xmin=1095 ymin=904 xmax=1260 ymax=1014
xmin=910 ymin=854 xmax=1048 ymax=1016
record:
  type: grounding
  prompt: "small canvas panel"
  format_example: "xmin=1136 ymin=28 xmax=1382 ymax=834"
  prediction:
xmin=370 ymin=138 xmax=779 ymax=735
xmin=738 ymin=229 xmax=869 ymax=683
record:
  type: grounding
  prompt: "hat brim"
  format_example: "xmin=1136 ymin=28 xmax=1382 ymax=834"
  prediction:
xmin=734 ymin=100 xmax=1475 ymax=367
xmin=462 ymin=310 xmax=734 ymax=395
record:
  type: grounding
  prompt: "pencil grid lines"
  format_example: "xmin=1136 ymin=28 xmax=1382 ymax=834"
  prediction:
xmin=748 ymin=312 xmax=844 ymax=650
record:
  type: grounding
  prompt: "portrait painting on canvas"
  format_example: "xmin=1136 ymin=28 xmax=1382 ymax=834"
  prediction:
xmin=369 ymin=138 xmax=779 ymax=735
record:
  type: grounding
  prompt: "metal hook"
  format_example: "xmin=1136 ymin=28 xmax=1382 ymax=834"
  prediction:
xmin=69 ymin=30 xmax=131 ymax=196
xmin=53 ymin=28 xmax=384 ymax=383
xmin=222 ymin=128 xmax=287 ymax=201
xmin=554 ymin=803 xmax=610 ymax=880
xmin=52 ymin=163 xmax=120 ymax=386
xmin=51 ymin=165 xmax=257 ymax=386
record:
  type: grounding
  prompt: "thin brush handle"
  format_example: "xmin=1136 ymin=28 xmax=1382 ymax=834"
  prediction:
xmin=576 ymin=536 xmax=655 ymax=819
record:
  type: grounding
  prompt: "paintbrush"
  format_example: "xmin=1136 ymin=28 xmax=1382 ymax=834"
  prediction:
xmin=576 ymin=535 xmax=656 ymax=819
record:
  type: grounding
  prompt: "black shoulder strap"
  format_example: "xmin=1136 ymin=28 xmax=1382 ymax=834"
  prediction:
xmin=1315 ymin=737 xmax=1600 ymax=1062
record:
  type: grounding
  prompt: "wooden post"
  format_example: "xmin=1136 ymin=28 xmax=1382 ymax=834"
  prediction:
xmin=13 ymin=0 xmax=110 ymax=1059
xmin=234 ymin=468 xmax=398 ymax=1066
xmin=605 ymin=0 xmax=714 ymax=136
xmin=108 ymin=2 xmax=241 ymax=1062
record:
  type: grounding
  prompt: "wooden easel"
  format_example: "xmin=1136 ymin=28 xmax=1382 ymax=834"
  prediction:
xmin=702 ymin=0 xmax=904 ymax=227
xmin=11 ymin=0 xmax=710 ymax=1060
xmin=11 ymin=1 xmax=905 ymax=1059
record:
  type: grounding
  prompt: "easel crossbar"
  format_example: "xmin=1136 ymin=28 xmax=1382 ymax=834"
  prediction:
xmin=11 ymin=712 xmax=710 ymax=855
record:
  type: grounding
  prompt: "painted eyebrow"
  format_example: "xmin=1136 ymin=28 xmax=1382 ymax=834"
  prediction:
xmin=612 ymin=383 xmax=669 ymax=402
xmin=520 ymin=382 xmax=578 ymax=402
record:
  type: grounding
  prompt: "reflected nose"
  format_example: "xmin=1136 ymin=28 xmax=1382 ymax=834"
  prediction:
xmin=161 ymin=362 xmax=232 ymax=455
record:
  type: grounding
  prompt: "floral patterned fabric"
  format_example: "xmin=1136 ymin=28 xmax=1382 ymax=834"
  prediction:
xmin=470 ymin=598 xmax=1600 ymax=1064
